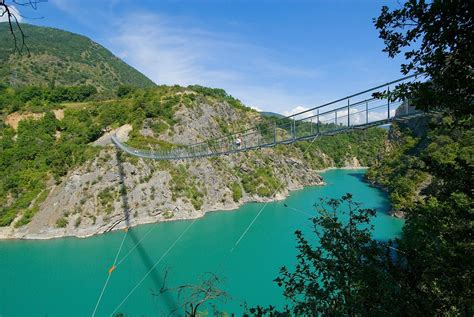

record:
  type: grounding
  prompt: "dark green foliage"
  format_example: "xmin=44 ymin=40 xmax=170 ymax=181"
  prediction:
xmin=395 ymin=192 xmax=473 ymax=315
xmin=366 ymin=119 xmax=431 ymax=212
xmin=98 ymin=187 xmax=116 ymax=214
xmin=187 ymin=85 xmax=251 ymax=111
xmin=0 ymin=106 xmax=99 ymax=225
xmin=49 ymin=85 xmax=97 ymax=103
xmin=0 ymin=24 xmax=155 ymax=92
xmin=116 ymin=85 xmax=136 ymax=98
xmin=14 ymin=189 xmax=50 ymax=227
xmin=55 ymin=216 xmax=68 ymax=228
xmin=231 ymin=181 xmax=243 ymax=202
xmin=0 ymin=84 xmax=98 ymax=115
xmin=74 ymin=216 xmax=82 ymax=228
xmin=239 ymin=165 xmax=280 ymax=198
xmin=365 ymin=1 xmax=474 ymax=314
xmin=169 ymin=164 xmax=204 ymax=210
xmin=296 ymin=127 xmax=388 ymax=168
xmin=374 ymin=1 xmax=473 ymax=116
xmin=150 ymin=120 xmax=169 ymax=135
xmin=368 ymin=114 xmax=474 ymax=315
xmin=120 ymin=85 xmax=183 ymax=127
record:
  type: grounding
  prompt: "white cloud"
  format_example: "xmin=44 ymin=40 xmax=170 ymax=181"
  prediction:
xmin=49 ymin=0 xmax=71 ymax=13
xmin=108 ymin=14 xmax=240 ymax=84
xmin=347 ymin=105 xmax=396 ymax=125
xmin=283 ymin=106 xmax=316 ymax=119
xmin=0 ymin=5 xmax=22 ymax=23
xmin=280 ymin=102 xmax=398 ymax=126
xmin=369 ymin=108 xmax=396 ymax=122
xmin=229 ymin=84 xmax=327 ymax=114
xmin=105 ymin=12 xmax=324 ymax=113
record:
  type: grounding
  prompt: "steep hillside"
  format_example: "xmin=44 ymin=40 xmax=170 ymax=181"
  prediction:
xmin=0 ymin=24 xmax=155 ymax=92
xmin=366 ymin=115 xmax=458 ymax=218
xmin=0 ymin=84 xmax=388 ymax=239
xmin=366 ymin=116 xmax=438 ymax=217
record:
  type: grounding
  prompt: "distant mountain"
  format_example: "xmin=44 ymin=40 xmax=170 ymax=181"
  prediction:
xmin=0 ymin=24 xmax=155 ymax=92
xmin=260 ymin=111 xmax=285 ymax=118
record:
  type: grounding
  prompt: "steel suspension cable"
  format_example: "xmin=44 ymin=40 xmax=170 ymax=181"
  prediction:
xmin=109 ymin=218 xmax=197 ymax=316
xmin=91 ymin=228 xmax=129 ymax=317
xmin=115 ymin=224 xmax=158 ymax=267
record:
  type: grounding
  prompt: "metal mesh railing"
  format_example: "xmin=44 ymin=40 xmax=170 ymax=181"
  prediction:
xmin=112 ymin=75 xmax=424 ymax=160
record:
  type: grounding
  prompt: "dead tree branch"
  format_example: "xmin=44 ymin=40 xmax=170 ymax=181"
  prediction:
xmin=0 ymin=0 xmax=45 ymax=54
xmin=154 ymin=270 xmax=230 ymax=317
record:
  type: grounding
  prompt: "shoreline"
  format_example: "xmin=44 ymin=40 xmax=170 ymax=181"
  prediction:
xmin=315 ymin=166 xmax=368 ymax=173
xmin=0 ymin=186 xmax=311 ymax=241
xmin=0 ymin=167 xmax=369 ymax=242
xmin=1 ymin=193 xmax=291 ymax=241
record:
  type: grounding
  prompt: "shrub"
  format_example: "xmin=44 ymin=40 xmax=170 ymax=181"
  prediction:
xmin=231 ymin=181 xmax=242 ymax=202
xmin=74 ymin=216 xmax=82 ymax=228
xmin=56 ymin=216 xmax=68 ymax=228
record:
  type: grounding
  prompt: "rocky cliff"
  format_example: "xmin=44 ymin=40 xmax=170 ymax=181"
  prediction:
xmin=0 ymin=94 xmax=327 ymax=239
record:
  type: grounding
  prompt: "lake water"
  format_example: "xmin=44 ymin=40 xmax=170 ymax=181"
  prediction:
xmin=0 ymin=169 xmax=404 ymax=316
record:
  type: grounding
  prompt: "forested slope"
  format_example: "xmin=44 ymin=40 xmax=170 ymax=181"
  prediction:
xmin=0 ymin=24 xmax=155 ymax=93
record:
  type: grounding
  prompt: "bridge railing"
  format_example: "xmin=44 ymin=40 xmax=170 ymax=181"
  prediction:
xmin=112 ymin=74 xmax=423 ymax=160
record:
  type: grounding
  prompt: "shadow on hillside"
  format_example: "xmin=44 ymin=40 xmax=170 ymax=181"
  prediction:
xmin=115 ymin=149 xmax=179 ymax=314
xmin=347 ymin=171 xmax=391 ymax=214
xmin=347 ymin=172 xmax=365 ymax=182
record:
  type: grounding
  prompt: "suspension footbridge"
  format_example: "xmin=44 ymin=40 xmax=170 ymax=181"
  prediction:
xmin=112 ymin=75 xmax=423 ymax=160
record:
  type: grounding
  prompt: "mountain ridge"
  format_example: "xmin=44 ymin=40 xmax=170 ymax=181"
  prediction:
xmin=0 ymin=23 xmax=155 ymax=92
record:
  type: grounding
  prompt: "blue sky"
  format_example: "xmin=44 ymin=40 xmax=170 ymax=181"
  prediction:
xmin=10 ymin=0 xmax=406 ymax=114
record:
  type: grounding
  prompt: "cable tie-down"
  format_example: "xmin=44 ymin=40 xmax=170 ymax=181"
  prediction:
xmin=108 ymin=265 xmax=117 ymax=274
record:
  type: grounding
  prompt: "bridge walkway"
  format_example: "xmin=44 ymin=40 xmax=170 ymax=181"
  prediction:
xmin=111 ymin=75 xmax=423 ymax=161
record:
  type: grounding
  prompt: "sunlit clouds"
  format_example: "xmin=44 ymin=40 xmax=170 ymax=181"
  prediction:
xmin=0 ymin=5 xmax=22 ymax=23
xmin=105 ymin=12 xmax=324 ymax=112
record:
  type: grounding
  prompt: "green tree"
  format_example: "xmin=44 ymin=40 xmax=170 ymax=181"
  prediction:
xmin=372 ymin=0 xmax=474 ymax=314
xmin=374 ymin=0 xmax=473 ymax=116
xmin=116 ymin=84 xmax=136 ymax=98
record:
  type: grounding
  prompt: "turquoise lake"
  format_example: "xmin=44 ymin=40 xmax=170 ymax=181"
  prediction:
xmin=0 ymin=169 xmax=404 ymax=316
